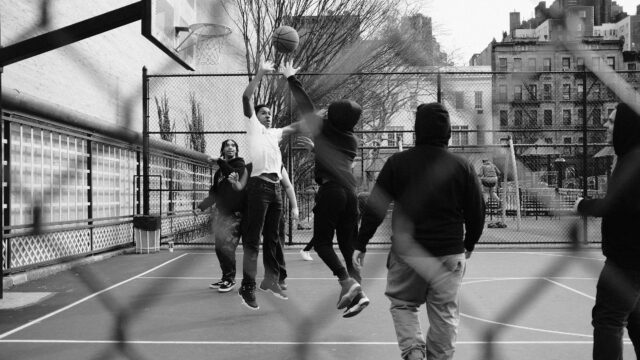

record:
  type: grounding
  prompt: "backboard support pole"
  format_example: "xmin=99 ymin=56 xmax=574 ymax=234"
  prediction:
xmin=0 ymin=1 xmax=143 ymax=67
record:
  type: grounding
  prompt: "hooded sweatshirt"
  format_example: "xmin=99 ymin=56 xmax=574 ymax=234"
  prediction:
xmin=198 ymin=157 xmax=247 ymax=215
xmin=286 ymin=76 xmax=360 ymax=190
xmin=577 ymin=102 xmax=640 ymax=269
xmin=356 ymin=103 xmax=485 ymax=256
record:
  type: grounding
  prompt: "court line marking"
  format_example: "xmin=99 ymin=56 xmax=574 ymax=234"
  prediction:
xmin=0 ymin=339 xmax=631 ymax=345
xmin=460 ymin=313 xmax=593 ymax=338
xmin=544 ymin=278 xmax=596 ymax=301
xmin=0 ymin=253 xmax=191 ymax=340
xmin=138 ymin=276 xmax=597 ymax=281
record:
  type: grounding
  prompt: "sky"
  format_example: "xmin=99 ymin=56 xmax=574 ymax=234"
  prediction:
xmin=420 ymin=0 xmax=640 ymax=65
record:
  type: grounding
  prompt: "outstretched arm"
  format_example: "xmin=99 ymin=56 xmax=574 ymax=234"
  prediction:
xmin=280 ymin=167 xmax=299 ymax=221
xmin=242 ymin=60 xmax=274 ymax=118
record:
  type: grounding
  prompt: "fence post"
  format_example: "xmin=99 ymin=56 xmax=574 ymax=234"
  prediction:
xmin=142 ymin=66 xmax=150 ymax=216
xmin=437 ymin=71 xmax=442 ymax=103
xmin=581 ymin=69 xmax=589 ymax=242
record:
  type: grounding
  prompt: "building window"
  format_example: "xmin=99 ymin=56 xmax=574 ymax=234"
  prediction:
xmin=577 ymin=82 xmax=584 ymax=99
xmin=498 ymin=85 xmax=507 ymax=101
xmin=628 ymin=63 xmax=637 ymax=70
xmin=562 ymin=57 xmax=571 ymax=70
xmin=500 ymin=110 xmax=508 ymax=126
xmin=543 ymin=84 xmax=552 ymax=100
xmin=577 ymin=57 xmax=585 ymax=71
xmin=514 ymin=110 xmax=523 ymax=126
xmin=563 ymin=137 xmax=572 ymax=144
xmin=386 ymin=127 xmax=403 ymax=147
xmin=544 ymin=109 xmax=553 ymax=126
xmin=607 ymin=56 xmax=615 ymax=70
xmin=578 ymin=108 xmax=584 ymax=122
xmin=592 ymin=57 xmax=600 ymax=70
xmin=455 ymin=91 xmax=464 ymax=109
xmin=528 ymin=58 xmax=536 ymax=71
xmin=563 ymin=109 xmax=572 ymax=125
xmin=514 ymin=85 xmax=522 ymax=101
xmin=543 ymin=58 xmax=552 ymax=71
xmin=592 ymin=108 xmax=601 ymax=126
xmin=498 ymin=58 xmax=507 ymax=71
xmin=528 ymin=110 xmax=538 ymax=127
xmin=528 ymin=84 xmax=537 ymax=100
xmin=514 ymin=58 xmax=522 ymax=72
xmin=451 ymin=126 xmax=469 ymax=146
xmin=474 ymin=91 xmax=483 ymax=109
xmin=592 ymin=83 xmax=600 ymax=99
xmin=562 ymin=84 xmax=571 ymax=100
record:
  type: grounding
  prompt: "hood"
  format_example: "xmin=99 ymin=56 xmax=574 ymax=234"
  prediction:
xmin=415 ymin=102 xmax=451 ymax=146
xmin=613 ymin=103 xmax=640 ymax=157
xmin=327 ymin=99 xmax=362 ymax=132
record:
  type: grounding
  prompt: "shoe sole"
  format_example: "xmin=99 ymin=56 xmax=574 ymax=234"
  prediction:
xmin=343 ymin=297 xmax=370 ymax=318
xmin=238 ymin=292 xmax=259 ymax=310
xmin=218 ymin=284 xmax=236 ymax=293
xmin=259 ymin=284 xmax=288 ymax=300
xmin=209 ymin=284 xmax=221 ymax=289
xmin=337 ymin=283 xmax=361 ymax=309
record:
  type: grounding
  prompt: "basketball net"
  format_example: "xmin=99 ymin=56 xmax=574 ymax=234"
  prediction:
xmin=176 ymin=23 xmax=231 ymax=67
xmin=196 ymin=35 xmax=227 ymax=66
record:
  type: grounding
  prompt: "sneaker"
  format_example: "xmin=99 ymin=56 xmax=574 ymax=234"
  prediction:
xmin=218 ymin=279 xmax=236 ymax=293
xmin=259 ymin=279 xmax=288 ymax=300
xmin=342 ymin=290 xmax=370 ymax=318
xmin=337 ymin=278 xmax=361 ymax=309
xmin=238 ymin=284 xmax=259 ymax=310
xmin=279 ymin=279 xmax=288 ymax=290
xmin=209 ymin=280 xmax=225 ymax=289
xmin=300 ymin=250 xmax=313 ymax=261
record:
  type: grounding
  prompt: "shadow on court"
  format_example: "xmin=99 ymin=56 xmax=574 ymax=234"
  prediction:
xmin=0 ymin=248 xmax=635 ymax=360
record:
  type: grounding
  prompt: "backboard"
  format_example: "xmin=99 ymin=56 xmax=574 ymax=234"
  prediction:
xmin=142 ymin=0 xmax=197 ymax=71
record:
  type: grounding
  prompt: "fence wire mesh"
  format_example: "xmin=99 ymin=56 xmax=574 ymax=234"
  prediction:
xmin=2 ymin=2 xmax=640 ymax=359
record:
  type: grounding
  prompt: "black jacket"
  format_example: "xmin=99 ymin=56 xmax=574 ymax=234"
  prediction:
xmin=356 ymin=143 xmax=485 ymax=256
xmin=286 ymin=75 xmax=359 ymax=190
xmin=578 ymin=103 xmax=640 ymax=269
xmin=198 ymin=157 xmax=247 ymax=215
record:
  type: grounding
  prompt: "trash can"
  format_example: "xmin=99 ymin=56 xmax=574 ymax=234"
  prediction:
xmin=133 ymin=215 xmax=161 ymax=254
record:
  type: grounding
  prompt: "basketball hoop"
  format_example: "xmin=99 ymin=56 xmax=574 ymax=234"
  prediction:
xmin=175 ymin=23 xmax=231 ymax=66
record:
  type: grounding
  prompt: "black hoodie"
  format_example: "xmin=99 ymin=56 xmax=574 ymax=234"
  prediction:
xmin=578 ymin=102 xmax=640 ymax=269
xmin=198 ymin=157 xmax=247 ymax=215
xmin=356 ymin=103 xmax=485 ymax=256
xmin=286 ymin=76 xmax=360 ymax=190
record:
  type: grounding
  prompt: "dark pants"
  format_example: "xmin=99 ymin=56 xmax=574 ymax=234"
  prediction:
xmin=311 ymin=181 xmax=360 ymax=283
xmin=593 ymin=260 xmax=640 ymax=360
xmin=213 ymin=211 xmax=242 ymax=281
xmin=242 ymin=177 xmax=283 ymax=286
xmin=277 ymin=215 xmax=287 ymax=282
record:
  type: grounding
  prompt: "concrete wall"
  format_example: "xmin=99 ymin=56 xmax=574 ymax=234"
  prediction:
xmin=1 ymin=0 xmax=247 ymax=132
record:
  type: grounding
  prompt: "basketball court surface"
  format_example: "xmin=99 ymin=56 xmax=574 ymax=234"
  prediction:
xmin=0 ymin=248 xmax=634 ymax=360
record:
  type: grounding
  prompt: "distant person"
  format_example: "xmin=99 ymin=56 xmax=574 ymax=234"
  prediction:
xmin=280 ymin=60 xmax=370 ymax=318
xmin=194 ymin=139 xmax=247 ymax=293
xmin=479 ymin=159 xmax=501 ymax=204
xmin=238 ymin=59 xmax=300 ymax=310
xmin=574 ymin=103 xmax=640 ymax=360
xmin=354 ymin=103 xmax=485 ymax=360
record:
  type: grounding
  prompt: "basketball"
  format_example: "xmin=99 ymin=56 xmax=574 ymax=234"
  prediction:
xmin=272 ymin=26 xmax=299 ymax=53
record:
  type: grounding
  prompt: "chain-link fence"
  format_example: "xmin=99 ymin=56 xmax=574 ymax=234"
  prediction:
xmin=145 ymin=69 xmax=628 ymax=246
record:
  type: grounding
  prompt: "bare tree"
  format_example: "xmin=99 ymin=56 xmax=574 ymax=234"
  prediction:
xmin=228 ymin=0 xmax=449 ymax=188
xmin=185 ymin=93 xmax=207 ymax=153
xmin=155 ymin=93 xmax=175 ymax=143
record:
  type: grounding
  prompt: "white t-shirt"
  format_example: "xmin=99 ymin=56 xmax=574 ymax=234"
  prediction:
xmin=246 ymin=113 xmax=284 ymax=180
